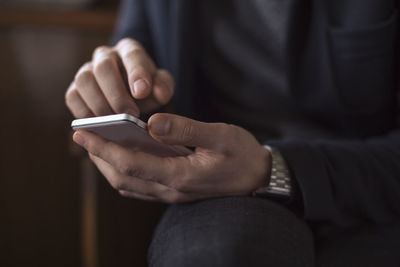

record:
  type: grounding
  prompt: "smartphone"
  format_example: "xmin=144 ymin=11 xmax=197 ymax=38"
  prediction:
xmin=71 ymin=113 xmax=192 ymax=157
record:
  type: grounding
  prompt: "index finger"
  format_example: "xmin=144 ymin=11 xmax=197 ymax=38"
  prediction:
xmin=115 ymin=38 xmax=157 ymax=99
xmin=92 ymin=46 xmax=140 ymax=116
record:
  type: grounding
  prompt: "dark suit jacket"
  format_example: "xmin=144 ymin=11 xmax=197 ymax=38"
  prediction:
xmin=112 ymin=0 xmax=400 ymax=227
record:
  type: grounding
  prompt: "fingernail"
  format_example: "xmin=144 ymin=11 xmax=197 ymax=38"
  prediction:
xmin=133 ymin=79 xmax=148 ymax=95
xmin=150 ymin=117 xmax=171 ymax=136
xmin=73 ymin=132 xmax=85 ymax=146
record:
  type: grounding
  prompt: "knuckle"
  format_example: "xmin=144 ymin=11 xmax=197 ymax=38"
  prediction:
xmin=217 ymin=123 xmax=238 ymax=153
xmin=168 ymin=177 xmax=187 ymax=192
xmin=93 ymin=45 xmax=111 ymax=57
xmin=74 ymin=62 xmax=92 ymax=80
xmin=117 ymin=163 xmax=131 ymax=176
xmin=65 ymin=87 xmax=77 ymax=104
xmin=117 ymin=38 xmax=130 ymax=45
xmin=81 ymin=62 xmax=92 ymax=70
xmin=227 ymin=124 xmax=245 ymax=143
xmin=160 ymin=158 xmax=181 ymax=185
xmin=93 ymin=57 xmax=116 ymax=76
xmin=110 ymin=177 xmax=127 ymax=191
xmin=117 ymin=162 xmax=143 ymax=178
xmin=117 ymin=38 xmax=142 ymax=50
xmin=107 ymin=50 xmax=119 ymax=59
xmin=75 ymin=69 xmax=94 ymax=87
xmin=219 ymin=123 xmax=238 ymax=142
xmin=218 ymin=122 xmax=234 ymax=135
xmin=180 ymin=122 xmax=196 ymax=143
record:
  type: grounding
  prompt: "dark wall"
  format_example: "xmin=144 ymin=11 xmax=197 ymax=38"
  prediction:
xmin=0 ymin=25 xmax=86 ymax=267
xmin=0 ymin=3 xmax=165 ymax=267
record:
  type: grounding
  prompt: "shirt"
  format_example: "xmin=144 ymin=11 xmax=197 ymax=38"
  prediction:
xmin=199 ymin=0 xmax=333 ymax=141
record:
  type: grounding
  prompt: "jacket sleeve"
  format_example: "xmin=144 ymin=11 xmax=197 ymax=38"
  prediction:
xmin=110 ymin=0 xmax=153 ymax=51
xmin=267 ymin=1 xmax=400 ymax=227
xmin=268 ymin=127 xmax=400 ymax=227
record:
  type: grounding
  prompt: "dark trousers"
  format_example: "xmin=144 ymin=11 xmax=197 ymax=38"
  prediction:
xmin=148 ymin=197 xmax=400 ymax=267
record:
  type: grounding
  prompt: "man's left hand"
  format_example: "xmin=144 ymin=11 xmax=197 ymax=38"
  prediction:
xmin=73 ymin=113 xmax=271 ymax=203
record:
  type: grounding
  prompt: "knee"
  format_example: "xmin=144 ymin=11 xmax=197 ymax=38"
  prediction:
xmin=148 ymin=197 xmax=314 ymax=267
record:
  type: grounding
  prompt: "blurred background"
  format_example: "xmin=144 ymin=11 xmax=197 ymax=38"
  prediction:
xmin=0 ymin=1 xmax=165 ymax=266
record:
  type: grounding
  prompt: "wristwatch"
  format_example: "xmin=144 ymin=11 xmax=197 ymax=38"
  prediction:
xmin=252 ymin=146 xmax=292 ymax=201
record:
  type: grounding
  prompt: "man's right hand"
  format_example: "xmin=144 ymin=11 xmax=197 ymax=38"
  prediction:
xmin=65 ymin=38 xmax=175 ymax=118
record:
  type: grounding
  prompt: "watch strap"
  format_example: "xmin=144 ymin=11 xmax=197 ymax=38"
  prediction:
xmin=252 ymin=146 xmax=292 ymax=200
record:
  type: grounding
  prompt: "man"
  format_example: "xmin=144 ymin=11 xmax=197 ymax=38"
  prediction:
xmin=66 ymin=0 xmax=400 ymax=266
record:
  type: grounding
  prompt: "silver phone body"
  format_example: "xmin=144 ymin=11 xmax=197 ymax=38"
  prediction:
xmin=71 ymin=114 xmax=191 ymax=157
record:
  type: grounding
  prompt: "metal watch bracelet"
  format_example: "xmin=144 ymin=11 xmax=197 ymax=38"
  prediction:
xmin=252 ymin=146 xmax=292 ymax=200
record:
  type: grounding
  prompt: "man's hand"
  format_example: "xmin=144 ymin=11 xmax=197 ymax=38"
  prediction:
xmin=65 ymin=38 xmax=174 ymax=118
xmin=72 ymin=113 xmax=271 ymax=203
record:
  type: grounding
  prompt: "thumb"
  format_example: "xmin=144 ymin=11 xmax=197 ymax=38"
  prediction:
xmin=148 ymin=113 xmax=218 ymax=148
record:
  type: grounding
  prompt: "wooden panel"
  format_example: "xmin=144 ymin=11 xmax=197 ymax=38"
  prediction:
xmin=0 ymin=7 xmax=117 ymax=32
